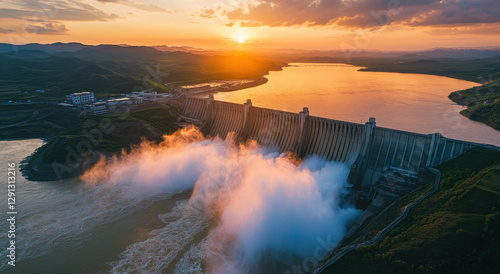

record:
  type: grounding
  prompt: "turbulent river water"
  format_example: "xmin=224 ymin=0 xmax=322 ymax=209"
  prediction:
xmin=1 ymin=63 xmax=499 ymax=274
xmin=0 ymin=136 xmax=360 ymax=274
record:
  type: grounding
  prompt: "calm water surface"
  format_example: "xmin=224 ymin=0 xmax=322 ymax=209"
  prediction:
xmin=215 ymin=63 xmax=499 ymax=146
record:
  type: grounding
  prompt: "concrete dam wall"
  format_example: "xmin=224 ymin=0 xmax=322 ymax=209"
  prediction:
xmin=181 ymin=96 xmax=491 ymax=194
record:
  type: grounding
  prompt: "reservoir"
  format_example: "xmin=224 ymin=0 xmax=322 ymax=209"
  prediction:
xmin=214 ymin=63 xmax=499 ymax=146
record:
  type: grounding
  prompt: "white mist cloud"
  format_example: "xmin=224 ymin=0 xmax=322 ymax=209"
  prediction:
xmin=83 ymin=127 xmax=361 ymax=273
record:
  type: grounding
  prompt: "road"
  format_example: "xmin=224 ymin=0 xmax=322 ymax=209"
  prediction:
xmin=313 ymin=168 xmax=441 ymax=274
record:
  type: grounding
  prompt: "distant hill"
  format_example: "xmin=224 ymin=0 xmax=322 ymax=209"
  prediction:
xmin=357 ymin=55 xmax=500 ymax=83
xmin=21 ymin=42 xmax=90 ymax=53
xmin=2 ymin=42 xmax=500 ymax=60
xmin=74 ymin=45 xmax=166 ymax=60
xmin=412 ymin=48 xmax=500 ymax=60
xmin=3 ymin=49 xmax=50 ymax=58
xmin=483 ymin=55 xmax=500 ymax=61
xmin=0 ymin=43 xmax=18 ymax=53
xmin=0 ymin=43 xmax=285 ymax=102
xmin=0 ymin=42 xmax=91 ymax=53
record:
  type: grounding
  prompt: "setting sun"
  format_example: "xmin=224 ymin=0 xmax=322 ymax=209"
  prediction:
xmin=237 ymin=35 xmax=245 ymax=43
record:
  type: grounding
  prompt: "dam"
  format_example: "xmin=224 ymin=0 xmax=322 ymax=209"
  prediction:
xmin=181 ymin=95 xmax=494 ymax=197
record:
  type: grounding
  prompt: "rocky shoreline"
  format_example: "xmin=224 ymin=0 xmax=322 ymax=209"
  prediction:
xmin=20 ymin=142 xmax=109 ymax=182
xmin=449 ymin=88 xmax=500 ymax=130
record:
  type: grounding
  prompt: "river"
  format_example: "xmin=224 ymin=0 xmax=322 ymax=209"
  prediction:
xmin=0 ymin=139 xmax=200 ymax=273
xmin=214 ymin=63 xmax=499 ymax=146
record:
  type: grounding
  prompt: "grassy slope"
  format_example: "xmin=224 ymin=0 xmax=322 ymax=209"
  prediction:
xmin=0 ymin=103 xmax=87 ymax=139
xmin=35 ymin=107 xmax=180 ymax=158
xmin=326 ymin=147 xmax=500 ymax=273
xmin=0 ymin=52 xmax=151 ymax=101
xmin=130 ymin=107 xmax=180 ymax=134
xmin=339 ymin=170 xmax=438 ymax=247
xmin=449 ymin=79 xmax=500 ymax=130
xmin=33 ymin=107 xmax=181 ymax=164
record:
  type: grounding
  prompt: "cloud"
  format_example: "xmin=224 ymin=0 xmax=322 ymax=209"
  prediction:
xmin=0 ymin=8 xmax=33 ymax=20
xmin=25 ymin=23 xmax=68 ymax=34
xmin=194 ymin=6 xmax=227 ymax=20
xmin=424 ymin=23 xmax=500 ymax=36
xmin=0 ymin=27 xmax=13 ymax=33
xmin=198 ymin=7 xmax=216 ymax=19
xmin=403 ymin=0 xmax=500 ymax=26
xmin=0 ymin=0 xmax=120 ymax=35
xmin=95 ymin=0 xmax=173 ymax=13
xmin=0 ymin=0 xmax=119 ymax=22
xmin=220 ymin=0 xmax=500 ymax=29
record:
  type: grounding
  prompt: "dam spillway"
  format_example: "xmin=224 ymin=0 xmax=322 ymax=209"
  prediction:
xmin=181 ymin=95 xmax=492 ymax=196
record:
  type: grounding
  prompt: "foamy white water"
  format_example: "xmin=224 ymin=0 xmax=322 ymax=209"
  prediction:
xmin=0 ymin=128 xmax=360 ymax=273
xmin=109 ymin=200 xmax=209 ymax=273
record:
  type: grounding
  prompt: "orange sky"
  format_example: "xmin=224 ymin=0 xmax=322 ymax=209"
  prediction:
xmin=1 ymin=0 xmax=499 ymax=51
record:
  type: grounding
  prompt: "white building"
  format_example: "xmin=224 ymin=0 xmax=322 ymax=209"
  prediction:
xmin=66 ymin=92 xmax=95 ymax=105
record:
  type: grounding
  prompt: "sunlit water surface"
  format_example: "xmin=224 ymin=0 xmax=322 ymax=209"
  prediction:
xmin=214 ymin=63 xmax=499 ymax=146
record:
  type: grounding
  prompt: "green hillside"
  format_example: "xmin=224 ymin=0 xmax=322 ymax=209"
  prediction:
xmin=449 ymin=78 xmax=500 ymax=130
xmin=325 ymin=147 xmax=500 ymax=273
xmin=356 ymin=57 xmax=500 ymax=83
xmin=0 ymin=45 xmax=284 ymax=102
xmin=17 ymin=104 xmax=182 ymax=181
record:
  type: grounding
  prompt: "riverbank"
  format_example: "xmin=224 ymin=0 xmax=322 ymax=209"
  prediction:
xmin=448 ymin=81 xmax=500 ymax=130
